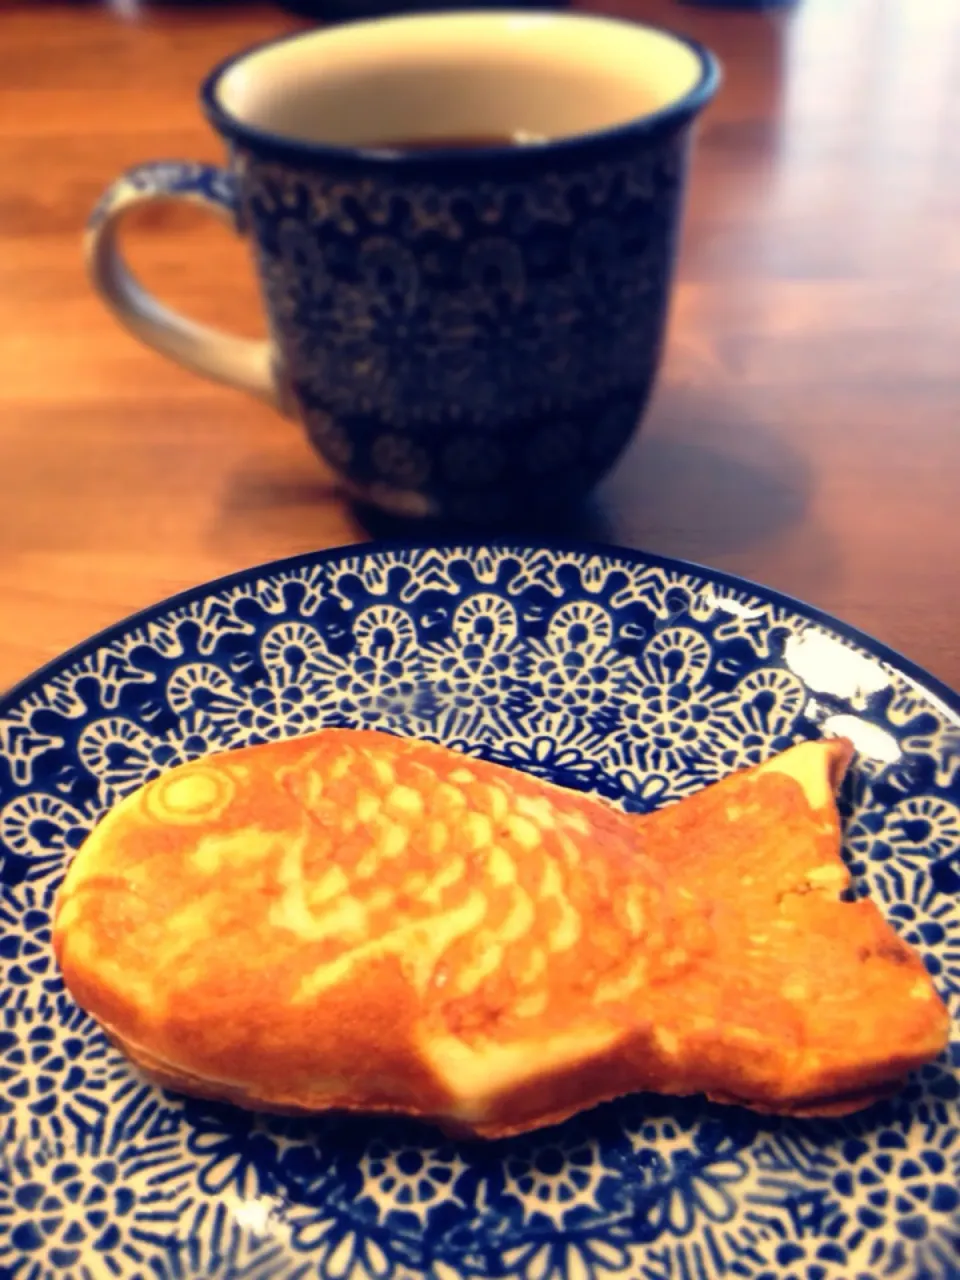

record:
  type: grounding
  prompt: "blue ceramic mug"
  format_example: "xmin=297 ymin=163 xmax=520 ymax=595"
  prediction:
xmin=87 ymin=12 xmax=719 ymax=523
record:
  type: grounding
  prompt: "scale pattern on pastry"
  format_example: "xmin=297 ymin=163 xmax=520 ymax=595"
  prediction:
xmin=53 ymin=730 xmax=949 ymax=1137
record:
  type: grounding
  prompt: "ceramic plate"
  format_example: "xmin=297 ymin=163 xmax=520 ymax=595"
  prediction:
xmin=1 ymin=542 xmax=958 ymax=1280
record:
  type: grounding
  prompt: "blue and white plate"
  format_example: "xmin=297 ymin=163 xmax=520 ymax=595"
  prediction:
xmin=1 ymin=541 xmax=958 ymax=1280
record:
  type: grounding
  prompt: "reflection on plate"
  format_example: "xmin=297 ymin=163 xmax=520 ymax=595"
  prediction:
xmin=0 ymin=541 xmax=958 ymax=1280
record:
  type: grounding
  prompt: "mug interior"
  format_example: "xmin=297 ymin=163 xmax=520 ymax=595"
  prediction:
xmin=212 ymin=12 xmax=708 ymax=148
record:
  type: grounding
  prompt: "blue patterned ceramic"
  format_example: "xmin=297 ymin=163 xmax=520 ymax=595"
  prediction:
xmin=1 ymin=541 xmax=958 ymax=1279
xmin=85 ymin=13 xmax=719 ymax=523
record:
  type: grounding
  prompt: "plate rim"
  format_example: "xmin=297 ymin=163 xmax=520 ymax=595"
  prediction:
xmin=2 ymin=536 xmax=958 ymax=726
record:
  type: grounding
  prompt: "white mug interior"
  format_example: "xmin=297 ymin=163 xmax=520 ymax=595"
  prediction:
xmin=213 ymin=11 xmax=707 ymax=149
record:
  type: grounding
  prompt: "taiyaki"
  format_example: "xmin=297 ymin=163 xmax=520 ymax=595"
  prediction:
xmin=52 ymin=729 xmax=950 ymax=1137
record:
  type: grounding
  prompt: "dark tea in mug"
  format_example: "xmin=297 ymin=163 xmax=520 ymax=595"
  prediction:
xmin=368 ymin=134 xmax=542 ymax=151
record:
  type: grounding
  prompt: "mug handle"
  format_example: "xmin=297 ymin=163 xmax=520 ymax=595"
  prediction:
xmin=85 ymin=160 xmax=282 ymax=410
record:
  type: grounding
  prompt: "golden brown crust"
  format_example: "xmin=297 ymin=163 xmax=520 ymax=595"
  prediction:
xmin=107 ymin=1028 xmax=902 ymax=1135
xmin=53 ymin=730 xmax=950 ymax=1135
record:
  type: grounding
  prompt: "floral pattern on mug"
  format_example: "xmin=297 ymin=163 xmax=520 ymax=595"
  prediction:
xmin=238 ymin=139 xmax=689 ymax=519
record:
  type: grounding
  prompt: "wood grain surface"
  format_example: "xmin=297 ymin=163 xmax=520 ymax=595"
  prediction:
xmin=1 ymin=0 xmax=958 ymax=694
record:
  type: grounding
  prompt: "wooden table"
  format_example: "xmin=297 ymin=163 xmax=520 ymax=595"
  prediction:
xmin=1 ymin=0 xmax=959 ymax=695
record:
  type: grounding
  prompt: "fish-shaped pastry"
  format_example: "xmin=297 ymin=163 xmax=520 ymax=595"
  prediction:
xmin=53 ymin=729 xmax=950 ymax=1137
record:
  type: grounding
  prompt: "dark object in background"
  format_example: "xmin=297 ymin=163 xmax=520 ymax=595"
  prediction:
xmin=85 ymin=12 xmax=719 ymax=525
xmin=278 ymin=0 xmax=565 ymax=18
